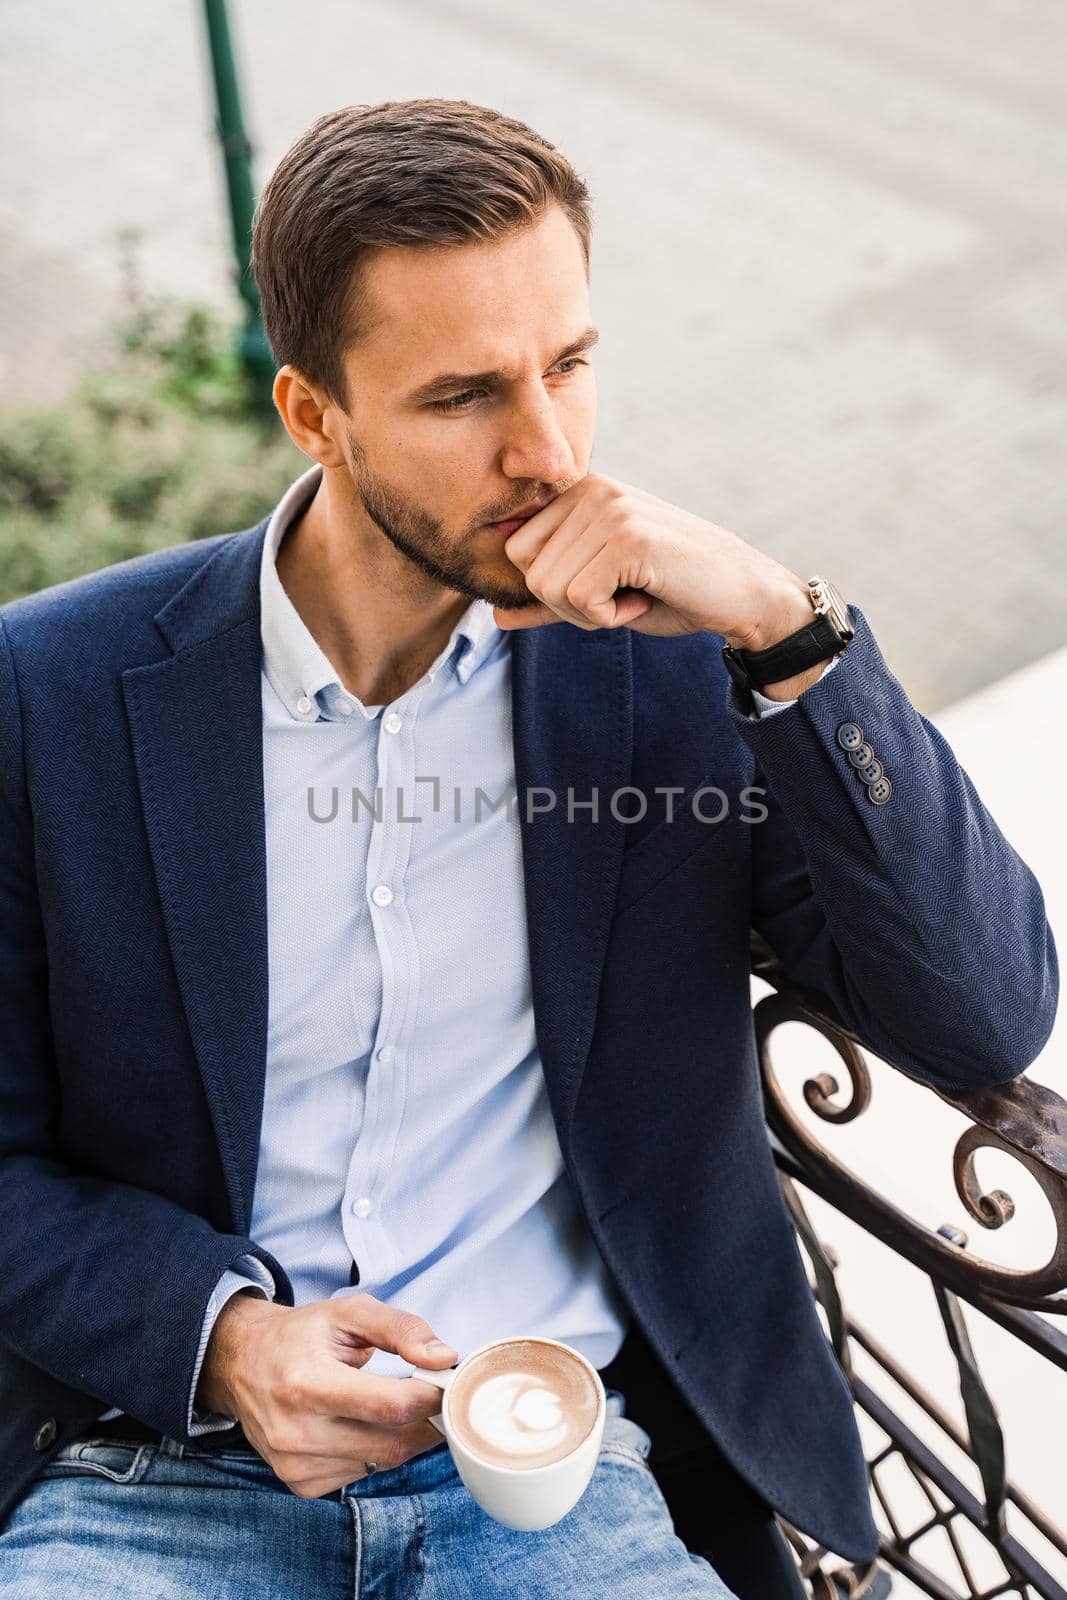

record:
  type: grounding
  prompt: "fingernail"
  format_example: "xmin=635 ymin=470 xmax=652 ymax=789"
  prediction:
xmin=423 ymin=1338 xmax=458 ymax=1357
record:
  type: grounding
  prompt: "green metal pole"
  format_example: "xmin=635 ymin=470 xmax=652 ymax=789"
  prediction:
xmin=201 ymin=0 xmax=275 ymax=409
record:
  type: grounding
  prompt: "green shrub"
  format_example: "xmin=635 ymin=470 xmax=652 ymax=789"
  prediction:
xmin=0 ymin=301 xmax=304 ymax=604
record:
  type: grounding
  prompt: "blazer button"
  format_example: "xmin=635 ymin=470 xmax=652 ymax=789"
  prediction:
xmin=860 ymin=757 xmax=884 ymax=785
xmin=867 ymin=776 xmax=893 ymax=805
xmin=836 ymin=722 xmax=865 ymax=752
xmin=847 ymin=742 xmax=875 ymax=769
xmin=33 ymin=1418 xmax=58 ymax=1452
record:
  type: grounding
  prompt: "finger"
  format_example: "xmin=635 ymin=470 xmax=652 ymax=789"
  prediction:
xmin=492 ymin=602 xmax=567 ymax=631
xmin=310 ymin=1366 xmax=450 ymax=1428
xmin=566 ymin=542 xmax=658 ymax=628
xmin=332 ymin=1294 xmax=458 ymax=1368
xmin=287 ymin=1426 xmax=446 ymax=1502
xmin=502 ymin=499 xmax=588 ymax=582
xmin=275 ymin=1418 xmax=445 ymax=1479
xmin=500 ymin=483 xmax=585 ymax=572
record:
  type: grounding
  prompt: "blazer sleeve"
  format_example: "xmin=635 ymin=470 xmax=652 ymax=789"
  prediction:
xmin=0 ymin=615 xmax=293 ymax=1441
xmin=732 ymin=607 xmax=1059 ymax=1092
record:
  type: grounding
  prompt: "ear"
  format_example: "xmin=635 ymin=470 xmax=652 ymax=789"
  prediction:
xmin=273 ymin=365 xmax=347 ymax=469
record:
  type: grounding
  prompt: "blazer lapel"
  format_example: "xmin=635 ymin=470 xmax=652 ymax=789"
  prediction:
xmin=122 ymin=525 xmax=270 ymax=1234
xmin=511 ymin=626 xmax=634 ymax=1145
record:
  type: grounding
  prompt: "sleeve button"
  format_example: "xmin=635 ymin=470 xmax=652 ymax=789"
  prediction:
xmin=836 ymin=722 xmax=865 ymax=752
xmin=859 ymin=758 xmax=884 ymax=785
xmin=847 ymin=741 xmax=875 ymax=768
xmin=867 ymin=776 xmax=893 ymax=805
xmin=33 ymin=1419 xmax=57 ymax=1452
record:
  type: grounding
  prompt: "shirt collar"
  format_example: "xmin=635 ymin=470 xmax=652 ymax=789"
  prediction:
xmin=259 ymin=463 xmax=502 ymax=722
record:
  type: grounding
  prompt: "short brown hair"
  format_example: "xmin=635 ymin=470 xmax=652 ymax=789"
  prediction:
xmin=252 ymin=99 xmax=593 ymax=408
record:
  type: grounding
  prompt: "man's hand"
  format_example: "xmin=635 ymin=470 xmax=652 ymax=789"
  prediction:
xmin=196 ymin=1291 xmax=458 ymax=1499
xmin=493 ymin=473 xmax=822 ymax=694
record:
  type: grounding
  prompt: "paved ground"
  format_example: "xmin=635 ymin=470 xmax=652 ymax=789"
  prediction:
xmin=3 ymin=0 xmax=1066 ymax=709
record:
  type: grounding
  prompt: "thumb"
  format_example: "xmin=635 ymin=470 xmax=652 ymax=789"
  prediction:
xmin=337 ymin=1293 xmax=458 ymax=1367
xmin=492 ymin=601 xmax=565 ymax=630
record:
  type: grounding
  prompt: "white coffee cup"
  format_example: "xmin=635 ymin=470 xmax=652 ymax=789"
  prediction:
xmin=410 ymin=1335 xmax=607 ymax=1531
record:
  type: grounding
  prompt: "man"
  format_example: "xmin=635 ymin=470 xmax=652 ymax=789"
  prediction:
xmin=0 ymin=98 xmax=1056 ymax=1599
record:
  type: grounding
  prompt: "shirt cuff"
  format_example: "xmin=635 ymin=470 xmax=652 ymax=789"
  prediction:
xmin=187 ymin=1254 xmax=277 ymax=1436
xmin=748 ymin=651 xmax=839 ymax=718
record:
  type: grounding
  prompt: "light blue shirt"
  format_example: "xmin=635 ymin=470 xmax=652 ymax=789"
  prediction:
xmin=95 ymin=463 xmax=828 ymax=1432
xmin=187 ymin=463 xmax=637 ymax=1430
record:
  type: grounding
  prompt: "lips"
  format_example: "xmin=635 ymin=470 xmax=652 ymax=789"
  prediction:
xmin=487 ymin=513 xmax=536 ymax=535
xmin=486 ymin=495 xmax=554 ymax=531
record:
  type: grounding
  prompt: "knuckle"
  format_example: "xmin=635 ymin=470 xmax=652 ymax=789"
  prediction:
xmin=392 ymin=1309 xmax=431 ymax=1343
xmin=374 ymin=1389 xmax=414 ymax=1428
xmin=277 ymin=1378 xmax=311 ymax=1413
xmin=375 ymin=1437 xmax=411 ymax=1472
xmin=264 ymin=1422 xmax=302 ymax=1457
xmin=287 ymin=1479 xmax=320 ymax=1501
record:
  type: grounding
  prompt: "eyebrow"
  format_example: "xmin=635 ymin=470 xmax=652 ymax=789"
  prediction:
xmin=406 ymin=326 xmax=600 ymax=404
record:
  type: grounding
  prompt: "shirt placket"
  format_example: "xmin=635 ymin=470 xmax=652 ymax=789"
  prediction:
xmin=340 ymin=679 xmax=432 ymax=1286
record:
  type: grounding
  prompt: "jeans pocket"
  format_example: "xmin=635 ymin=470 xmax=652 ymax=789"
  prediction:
xmin=39 ymin=1438 xmax=156 ymax=1485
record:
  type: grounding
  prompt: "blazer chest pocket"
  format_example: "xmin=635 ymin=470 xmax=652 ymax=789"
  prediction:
xmin=614 ymin=774 xmax=733 ymax=915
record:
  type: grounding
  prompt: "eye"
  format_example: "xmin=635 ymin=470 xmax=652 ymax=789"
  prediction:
xmin=430 ymin=357 xmax=588 ymax=414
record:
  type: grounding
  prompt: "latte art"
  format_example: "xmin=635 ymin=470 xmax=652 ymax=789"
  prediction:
xmin=467 ymin=1374 xmax=568 ymax=1458
xmin=447 ymin=1340 xmax=600 ymax=1470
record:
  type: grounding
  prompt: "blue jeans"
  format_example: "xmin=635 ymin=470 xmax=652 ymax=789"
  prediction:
xmin=0 ymin=1391 xmax=738 ymax=1598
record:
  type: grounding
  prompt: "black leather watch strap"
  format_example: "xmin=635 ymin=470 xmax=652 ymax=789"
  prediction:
xmin=722 ymin=613 xmax=845 ymax=692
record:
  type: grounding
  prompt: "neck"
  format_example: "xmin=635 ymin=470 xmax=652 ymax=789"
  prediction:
xmin=276 ymin=468 xmax=472 ymax=707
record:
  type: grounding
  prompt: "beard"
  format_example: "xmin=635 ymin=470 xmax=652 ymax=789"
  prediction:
xmin=344 ymin=426 xmax=547 ymax=612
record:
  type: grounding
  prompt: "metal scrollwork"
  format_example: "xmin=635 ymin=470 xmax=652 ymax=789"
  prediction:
xmin=750 ymin=934 xmax=1067 ymax=1598
xmin=754 ymin=984 xmax=1067 ymax=1314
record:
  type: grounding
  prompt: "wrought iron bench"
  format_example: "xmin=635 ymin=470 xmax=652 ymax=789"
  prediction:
xmin=750 ymin=933 xmax=1067 ymax=1600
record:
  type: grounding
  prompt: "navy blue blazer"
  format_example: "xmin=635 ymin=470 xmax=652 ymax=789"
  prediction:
xmin=0 ymin=518 xmax=1057 ymax=1563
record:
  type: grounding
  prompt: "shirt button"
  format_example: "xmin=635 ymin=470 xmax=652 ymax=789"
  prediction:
xmin=296 ymin=695 xmax=314 ymax=715
xmin=337 ymin=701 xmax=354 ymax=717
xmin=351 ymin=1197 xmax=374 ymax=1219
xmin=371 ymin=884 xmax=393 ymax=907
xmin=384 ymin=712 xmax=402 ymax=734
xmin=376 ymin=1044 xmax=395 ymax=1063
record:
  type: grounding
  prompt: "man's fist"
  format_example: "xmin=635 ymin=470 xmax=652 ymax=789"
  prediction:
xmin=196 ymin=1291 xmax=458 ymax=1499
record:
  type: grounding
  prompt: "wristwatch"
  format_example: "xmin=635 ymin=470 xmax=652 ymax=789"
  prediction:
xmin=721 ymin=576 xmax=855 ymax=693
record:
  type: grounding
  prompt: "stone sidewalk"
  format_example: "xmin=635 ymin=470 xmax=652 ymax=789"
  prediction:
xmin=2 ymin=0 xmax=1064 ymax=709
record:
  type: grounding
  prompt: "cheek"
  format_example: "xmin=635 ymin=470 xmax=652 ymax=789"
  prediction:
xmin=569 ymin=374 xmax=598 ymax=435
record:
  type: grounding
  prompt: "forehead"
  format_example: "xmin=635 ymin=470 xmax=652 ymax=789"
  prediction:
xmin=350 ymin=205 xmax=590 ymax=384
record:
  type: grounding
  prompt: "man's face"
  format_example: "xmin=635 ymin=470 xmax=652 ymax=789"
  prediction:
xmin=334 ymin=203 xmax=597 ymax=611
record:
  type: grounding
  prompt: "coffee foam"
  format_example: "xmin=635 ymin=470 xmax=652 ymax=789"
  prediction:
xmin=447 ymin=1340 xmax=600 ymax=1470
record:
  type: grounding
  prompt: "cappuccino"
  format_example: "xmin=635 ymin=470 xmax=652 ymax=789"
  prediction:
xmin=446 ymin=1339 xmax=600 ymax=1471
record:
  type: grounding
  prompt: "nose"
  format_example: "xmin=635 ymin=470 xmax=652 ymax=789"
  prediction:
xmin=499 ymin=391 xmax=576 ymax=487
